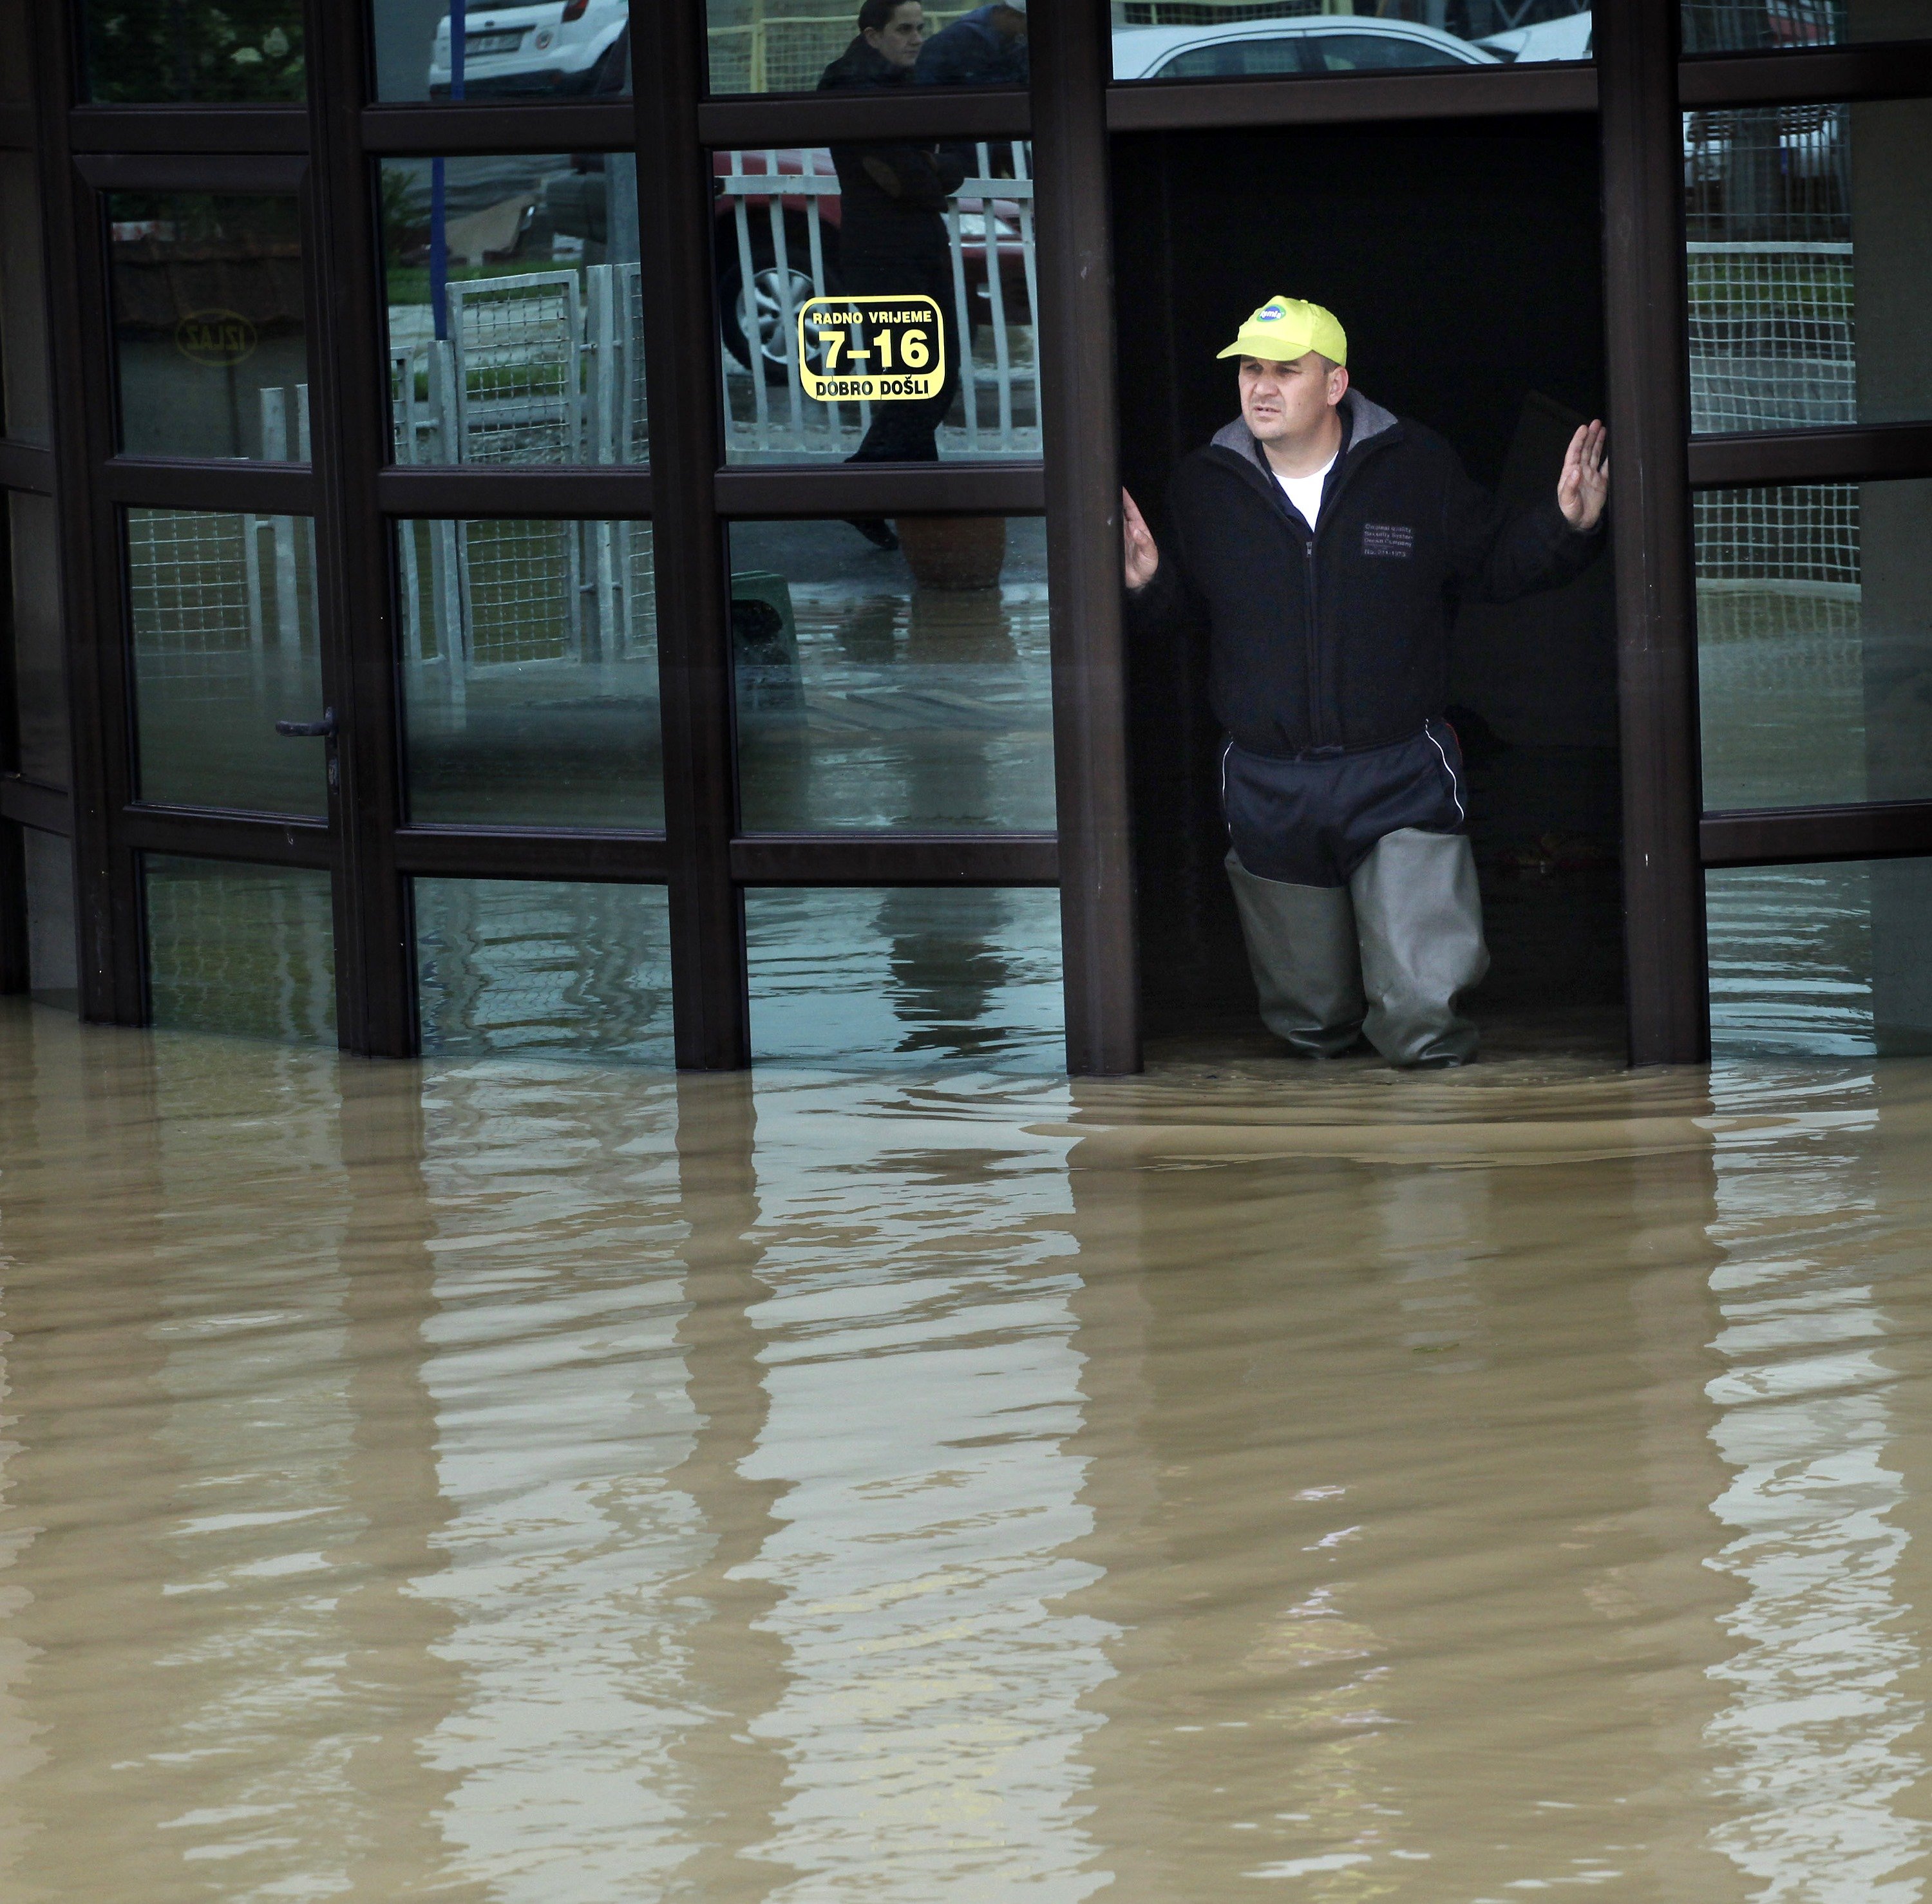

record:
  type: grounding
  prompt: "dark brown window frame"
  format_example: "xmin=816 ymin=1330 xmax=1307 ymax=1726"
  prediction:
xmin=4 ymin=4 xmax=1932 ymax=1070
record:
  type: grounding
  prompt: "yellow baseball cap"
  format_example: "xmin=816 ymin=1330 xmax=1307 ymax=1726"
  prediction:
xmin=1216 ymin=295 xmax=1348 ymax=366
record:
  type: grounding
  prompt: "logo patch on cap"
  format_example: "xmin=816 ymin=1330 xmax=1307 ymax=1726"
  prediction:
xmin=1257 ymin=303 xmax=1287 ymax=321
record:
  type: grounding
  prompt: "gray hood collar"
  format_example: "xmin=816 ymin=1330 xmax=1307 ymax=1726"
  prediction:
xmin=1209 ymin=388 xmax=1398 ymax=458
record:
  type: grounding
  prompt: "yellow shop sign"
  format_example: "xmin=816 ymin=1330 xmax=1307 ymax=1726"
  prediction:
xmin=796 ymin=295 xmax=943 ymax=403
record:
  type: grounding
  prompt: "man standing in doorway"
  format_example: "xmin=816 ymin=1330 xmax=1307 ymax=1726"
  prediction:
xmin=1122 ymin=297 xmax=1609 ymax=1067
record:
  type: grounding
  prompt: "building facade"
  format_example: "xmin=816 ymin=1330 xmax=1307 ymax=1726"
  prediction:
xmin=1 ymin=0 xmax=1928 ymax=1070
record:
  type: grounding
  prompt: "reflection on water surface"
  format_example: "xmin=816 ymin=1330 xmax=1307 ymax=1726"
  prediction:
xmin=3 ymin=1001 xmax=1932 ymax=1899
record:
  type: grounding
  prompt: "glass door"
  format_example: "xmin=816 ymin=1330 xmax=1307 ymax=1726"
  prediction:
xmin=1687 ymin=86 xmax=1932 ymax=1057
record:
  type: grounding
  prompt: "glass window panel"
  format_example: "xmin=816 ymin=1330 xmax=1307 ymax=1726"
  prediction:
xmin=1696 ymin=478 xmax=1932 ymax=810
xmin=23 ymin=827 xmax=77 ymax=1012
xmin=372 ymin=0 xmax=632 ymax=101
xmin=1112 ymin=6 xmax=1591 ymax=81
xmin=128 ymin=508 xmax=327 ymax=815
xmin=1681 ymin=0 xmax=1929 ymax=55
xmin=9 ymin=493 xmax=69 ymax=788
xmin=381 ymin=154 xmax=645 ymax=467
xmin=109 ymin=193 xmax=307 ymax=461
xmin=717 ymin=140 xmax=1036 ymax=464
xmin=144 ymin=855 xmax=336 ymax=1045
xmin=746 ymin=885 xmax=1063 ymax=1066
xmin=82 ymin=0 xmax=305 ymax=102
xmin=399 ymin=517 xmax=661 ymax=827
xmin=1686 ymin=96 xmax=1932 ymax=433
xmin=708 ymin=0 xmax=1030 ymax=97
xmin=1 ymin=153 xmax=50 ymax=446
xmin=730 ymin=516 xmax=1052 ymax=831
xmin=415 ymin=877 xmax=672 ymax=1060
xmin=1709 ymin=856 xmax=1932 ymax=1058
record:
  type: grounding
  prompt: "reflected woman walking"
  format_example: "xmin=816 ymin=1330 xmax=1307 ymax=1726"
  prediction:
xmin=819 ymin=0 xmax=968 ymax=545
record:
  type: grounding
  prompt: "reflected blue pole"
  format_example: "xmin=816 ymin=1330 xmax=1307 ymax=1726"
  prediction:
xmin=430 ymin=0 xmax=466 ymax=343
xmin=430 ymin=158 xmax=448 ymax=341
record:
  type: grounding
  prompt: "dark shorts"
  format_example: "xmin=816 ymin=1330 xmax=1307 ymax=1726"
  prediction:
xmin=1221 ymin=720 xmax=1468 ymax=889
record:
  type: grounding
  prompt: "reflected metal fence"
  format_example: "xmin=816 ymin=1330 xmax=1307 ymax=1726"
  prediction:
xmin=705 ymin=5 xmax=973 ymax=95
xmin=126 ymin=507 xmax=316 ymax=701
xmin=714 ymin=142 xmax=1039 ymax=462
xmin=1686 ymin=102 xmax=1862 ymax=639
xmin=130 ymin=152 xmax=1037 ymax=701
xmin=1686 ymin=241 xmax=1853 ymax=435
xmin=388 ymin=260 xmax=656 ymax=700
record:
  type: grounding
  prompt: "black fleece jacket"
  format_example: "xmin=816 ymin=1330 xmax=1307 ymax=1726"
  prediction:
xmin=1127 ymin=391 xmax=1604 ymax=758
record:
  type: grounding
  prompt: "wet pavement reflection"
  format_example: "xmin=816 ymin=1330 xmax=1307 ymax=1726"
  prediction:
xmin=4 ymin=1000 xmax=1932 ymax=1899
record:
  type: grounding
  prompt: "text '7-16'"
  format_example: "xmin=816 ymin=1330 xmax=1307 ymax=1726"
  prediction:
xmin=796 ymin=295 xmax=945 ymax=403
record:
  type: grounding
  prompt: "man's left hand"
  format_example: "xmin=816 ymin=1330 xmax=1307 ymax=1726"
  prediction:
xmin=1558 ymin=420 xmax=1609 ymax=532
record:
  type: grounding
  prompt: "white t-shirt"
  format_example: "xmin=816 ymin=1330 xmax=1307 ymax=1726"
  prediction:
xmin=1273 ymin=452 xmax=1336 ymax=530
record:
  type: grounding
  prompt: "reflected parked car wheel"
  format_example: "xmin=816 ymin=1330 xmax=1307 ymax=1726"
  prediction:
xmin=718 ymin=250 xmax=836 ymax=386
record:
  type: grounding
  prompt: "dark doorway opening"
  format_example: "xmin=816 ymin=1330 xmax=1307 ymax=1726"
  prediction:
xmin=1112 ymin=115 xmax=1625 ymax=1062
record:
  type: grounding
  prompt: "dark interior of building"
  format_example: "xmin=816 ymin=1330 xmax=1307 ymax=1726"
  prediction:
xmin=1111 ymin=115 xmax=1625 ymax=1056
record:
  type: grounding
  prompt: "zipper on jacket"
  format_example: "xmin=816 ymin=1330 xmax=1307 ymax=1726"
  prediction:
xmin=1253 ymin=458 xmax=1323 ymax=755
xmin=1301 ymin=534 xmax=1325 ymax=750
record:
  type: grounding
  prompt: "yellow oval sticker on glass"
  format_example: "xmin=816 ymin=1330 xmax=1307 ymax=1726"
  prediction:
xmin=797 ymin=295 xmax=944 ymax=403
xmin=175 ymin=308 xmax=258 ymax=368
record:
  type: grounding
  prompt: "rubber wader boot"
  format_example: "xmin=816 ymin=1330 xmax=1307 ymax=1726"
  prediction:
xmin=1348 ymin=827 xmax=1489 ymax=1066
xmin=1224 ymin=850 xmax=1365 ymax=1057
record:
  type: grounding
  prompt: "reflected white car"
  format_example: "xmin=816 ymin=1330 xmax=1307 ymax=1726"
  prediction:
xmin=1111 ymin=15 xmax=1501 ymax=80
xmin=1476 ymin=11 xmax=1593 ymax=62
xmin=429 ymin=0 xmax=628 ymax=99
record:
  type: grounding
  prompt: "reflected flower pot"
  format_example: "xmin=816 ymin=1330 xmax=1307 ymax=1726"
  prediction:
xmin=893 ymin=515 xmax=1007 ymax=591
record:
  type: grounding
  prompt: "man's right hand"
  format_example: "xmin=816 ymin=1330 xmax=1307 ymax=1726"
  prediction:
xmin=1122 ymin=488 xmax=1160 ymax=592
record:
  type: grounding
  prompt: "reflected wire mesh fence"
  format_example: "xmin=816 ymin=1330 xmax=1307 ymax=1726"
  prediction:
xmin=704 ymin=3 xmax=972 ymax=94
xmin=126 ymin=512 xmax=256 ymax=679
xmin=1687 ymin=100 xmax=1860 ymax=677
xmin=144 ymin=860 xmax=337 ymax=1048
xmin=126 ymin=509 xmax=316 ymax=693
xmin=448 ymin=272 xmax=582 ymax=464
xmin=1111 ymin=0 xmax=1331 ymax=22
xmin=1696 ymin=486 xmax=1860 ymax=589
xmin=1695 ymin=484 xmax=1863 ymax=798
xmin=386 ymin=261 xmax=654 ymax=690
xmin=395 ymin=518 xmax=656 ymax=689
xmin=1686 ymin=242 xmax=1853 ymax=433
xmin=461 ymin=520 xmax=581 ymax=668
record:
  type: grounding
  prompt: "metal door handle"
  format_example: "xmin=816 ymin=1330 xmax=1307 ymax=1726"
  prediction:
xmin=275 ymin=708 xmax=337 ymax=739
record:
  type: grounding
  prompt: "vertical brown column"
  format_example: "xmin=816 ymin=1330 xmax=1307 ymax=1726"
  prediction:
xmin=0 ymin=838 xmax=24 ymax=999
xmin=0 ymin=520 xmax=23 ymax=994
xmin=308 ymin=0 xmax=414 ymax=1055
xmin=35 ymin=0 xmax=142 ymax=1024
xmin=1031 ymin=0 xmax=1141 ymax=1075
xmin=1597 ymin=0 xmax=1709 ymax=1066
xmin=636 ymin=1 xmax=750 ymax=1070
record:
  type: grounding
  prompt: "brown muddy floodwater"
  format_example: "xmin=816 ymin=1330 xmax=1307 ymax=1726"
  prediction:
xmin=4 ymin=999 xmax=1932 ymax=1901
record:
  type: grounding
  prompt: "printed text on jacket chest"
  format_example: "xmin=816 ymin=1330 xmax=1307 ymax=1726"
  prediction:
xmin=1361 ymin=522 xmax=1414 ymax=558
